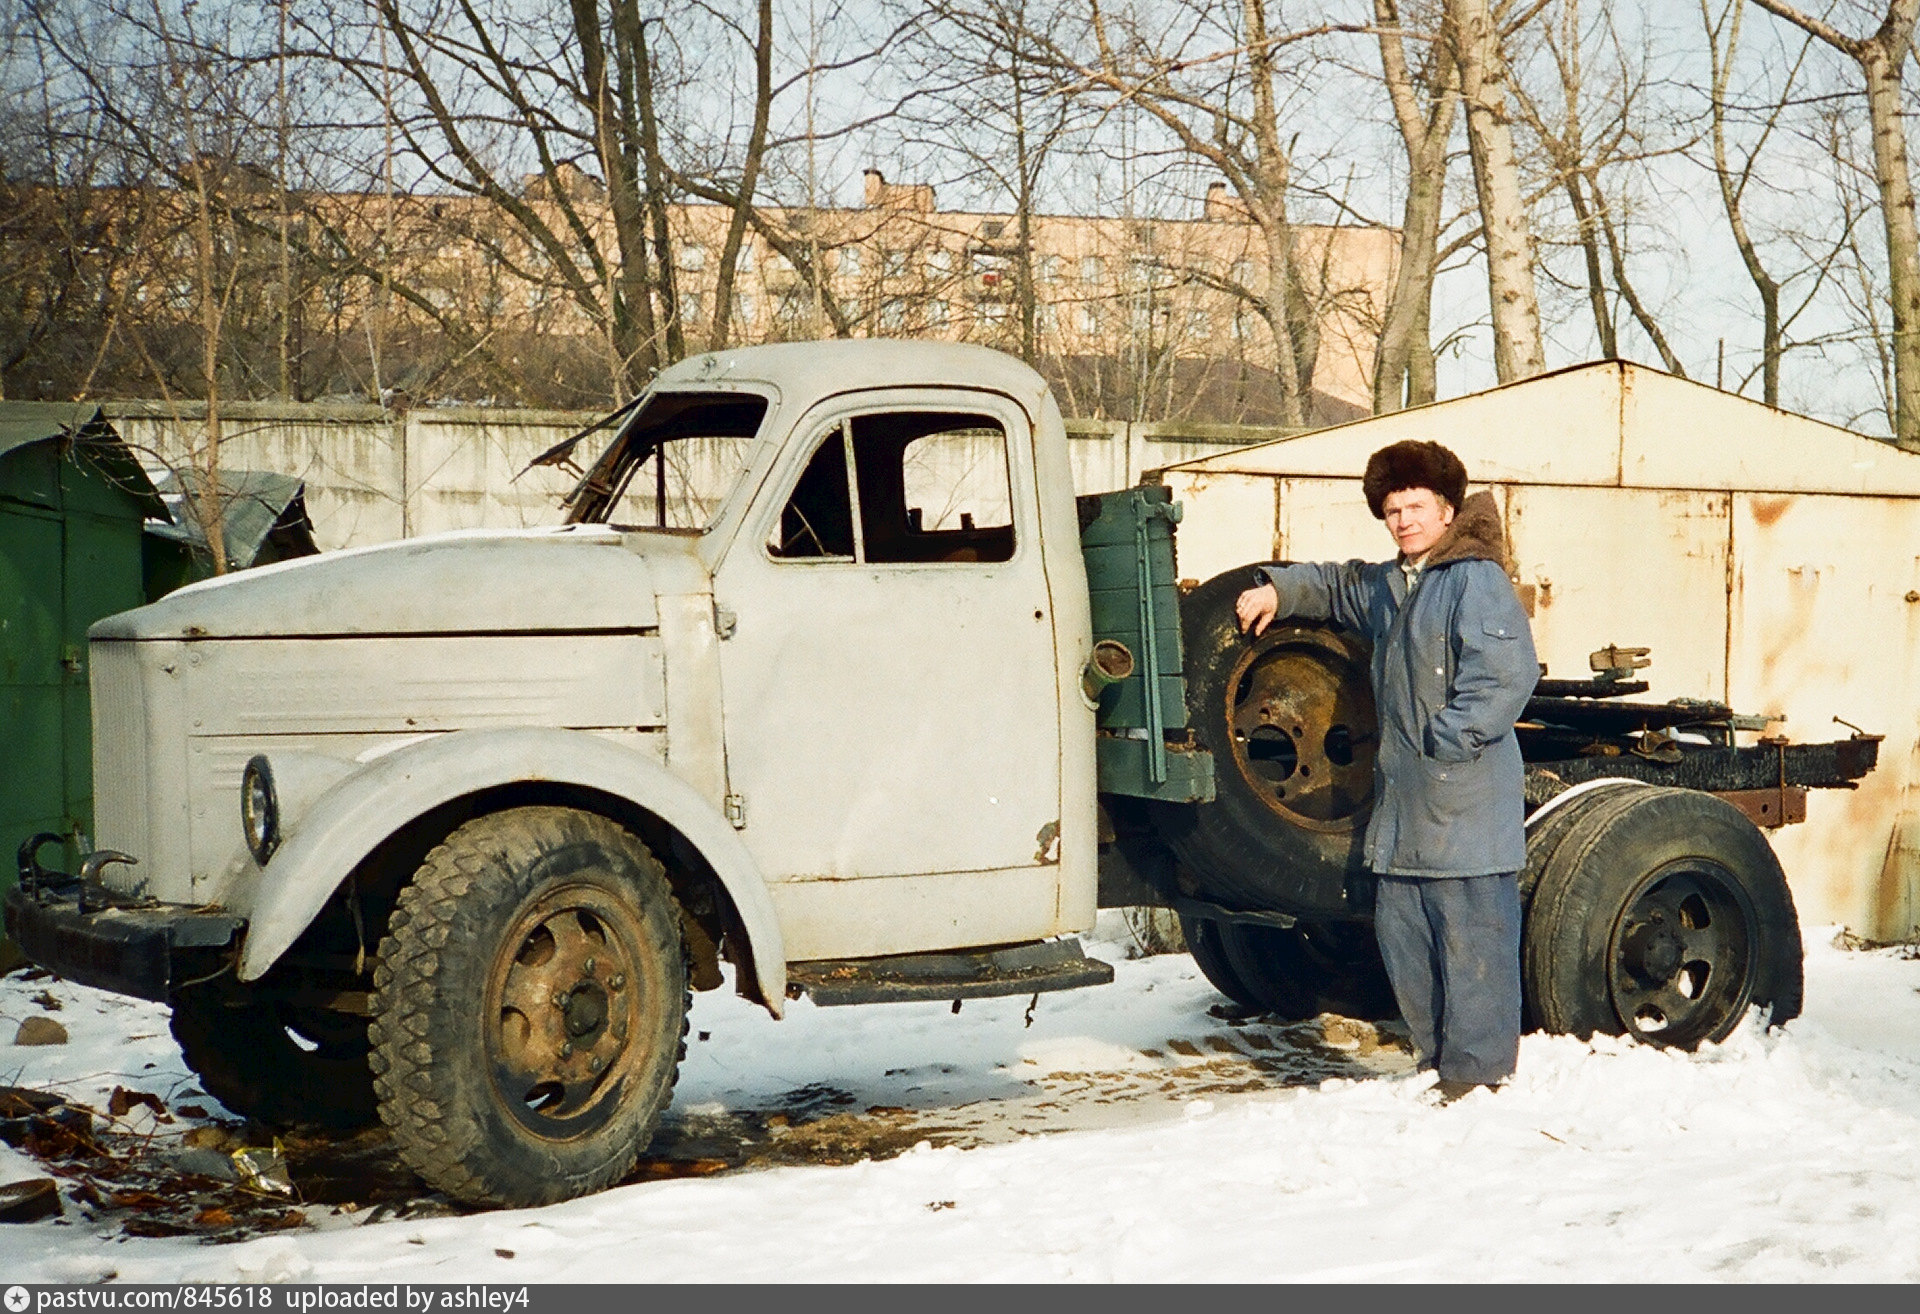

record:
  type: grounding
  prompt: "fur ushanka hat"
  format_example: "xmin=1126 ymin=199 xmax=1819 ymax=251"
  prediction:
xmin=1361 ymin=439 xmax=1468 ymax=519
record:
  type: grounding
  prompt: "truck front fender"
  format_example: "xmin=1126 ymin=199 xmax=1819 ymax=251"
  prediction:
xmin=238 ymin=727 xmax=787 ymax=1016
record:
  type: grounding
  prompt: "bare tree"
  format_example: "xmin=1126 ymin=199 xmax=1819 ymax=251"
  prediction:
xmin=26 ymin=0 xmax=294 ymax=570
xmin=1748 ymin=0 xmax=1920 ymax=448
xmin=1022 ymin=0 xmax=1361 ymax=426
xmin=1372 ymin=0 xmax=1460 ymax=411
xmin=1510 ymin=0 xmax=1685 ymax=375
xmin=314 ymin=0 xmax=705 ymax=396
xmin=1698 ymin=0 xmax=1824 ymax=404
xmin=1447 ymin=0 xmax=1547 ymax=381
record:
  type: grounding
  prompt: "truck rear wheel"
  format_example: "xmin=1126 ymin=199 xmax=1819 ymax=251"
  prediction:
xmin=1180 ymin=914 xmax=1397 ymax=1021
xmin=369 ymin=807 xmax=689 ymax=1207
xmin=1155 ymin=569 xmax=1376 ymax=917
xmin=1522 ymin=785 xmax=1803 ymax=1048
xmin=169 ymin=992 xmax=377 ymax=1129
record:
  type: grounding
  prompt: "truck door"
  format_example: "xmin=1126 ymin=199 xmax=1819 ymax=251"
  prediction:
xmin=714 ymin=391 xmax=1064 ymax=961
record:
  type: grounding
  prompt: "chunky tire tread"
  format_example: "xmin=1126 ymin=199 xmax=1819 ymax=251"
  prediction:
xmin=368 ymin=807 xmax=690 ymax=1207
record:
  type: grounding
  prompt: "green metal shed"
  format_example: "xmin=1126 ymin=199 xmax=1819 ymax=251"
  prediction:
xmin=0 ymin=403 xmax=166 ymax=896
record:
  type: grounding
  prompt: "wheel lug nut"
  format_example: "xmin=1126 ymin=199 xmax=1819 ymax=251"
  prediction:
xmin=589 ymin=1056 xmax=603 ymax=1073
xmin=553 ymin=992 xmax=568 ymax=1008
xmin=584 ymin=957 xmax=596 ymax=975
xmin=609 ymin=974 xmax=625 ymax=990
xmin=561 ymin=1042 xmax=573 ymax=1058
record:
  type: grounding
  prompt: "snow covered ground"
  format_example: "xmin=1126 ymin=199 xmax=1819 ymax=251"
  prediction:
xmin=0 ymin=918 xmax=1916 ymax=1282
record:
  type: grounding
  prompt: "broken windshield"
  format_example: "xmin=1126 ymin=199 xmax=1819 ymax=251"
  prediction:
xmin=561 ymin=391 xmax=769 ymax=531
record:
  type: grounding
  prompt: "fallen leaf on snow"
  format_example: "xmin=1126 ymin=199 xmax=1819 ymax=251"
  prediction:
xmin=108 ymin=1087 xmax=171 ymax=1121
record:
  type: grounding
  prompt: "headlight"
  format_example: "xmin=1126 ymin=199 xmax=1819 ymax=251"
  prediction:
xmin=241 ymin=755 xmax=280 ymax=864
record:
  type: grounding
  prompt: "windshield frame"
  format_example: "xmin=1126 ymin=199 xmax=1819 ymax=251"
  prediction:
xmin=562 ymin=384 xmax=777 ymax=535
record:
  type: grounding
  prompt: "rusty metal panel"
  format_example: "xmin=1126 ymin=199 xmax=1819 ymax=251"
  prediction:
xmin=1159 ymin=469 xmax=1276 ymax=584
xmin=1506 ymin=486 xmax=1730 ymax=704
xmin=1881 ymin=809 xmax=1920 ymax=941
xmin=1729 ymin=492 xmax=1920 ymax=936
xmin=1714 ymin=786 xmax=1808 ymax=829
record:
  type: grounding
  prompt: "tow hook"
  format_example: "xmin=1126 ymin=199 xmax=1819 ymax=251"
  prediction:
xmin=75 ymin=851 xmax=138 ymax=914
xmin=14 ymin=833 xmax=64 ymax=893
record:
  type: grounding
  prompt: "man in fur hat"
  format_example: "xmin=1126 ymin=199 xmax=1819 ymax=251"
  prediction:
xmin=1236 ymin=440 xmax=1538 ymax=1101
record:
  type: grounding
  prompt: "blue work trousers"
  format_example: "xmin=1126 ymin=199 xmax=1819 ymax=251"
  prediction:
xmin=1374 ymin=872 xmax=1522 ymax=1085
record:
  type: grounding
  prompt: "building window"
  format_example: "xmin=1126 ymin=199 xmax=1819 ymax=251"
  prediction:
xmin=679 ymin=245 xmax=708 ymax=272
xmin=927 ymin=248 xmax=953 ymax=278
xmin=680 ymin=292 xmax=704 ymax=324
xmin=1079 ymin=256 xmax=1103 ymax=286
xmin=881 ymin=298 xmax=906 ymax=330
xmin=883 ymin=249 xmax=909 ymax=278
xmin=929 ymin=299 xmax=950 ymax=328
xmin=734 ymin=293 xmax=758 ymax=325
xmin=839 ymin=246 xmax=862 ymax=276
xmin=1079 ymin=303 xmax=1101 ymax=334
xmin=1036 ymin=302 xmax=1058 ymax=334
xmin=1038 ymin=254 xmax=1061 ymax=283
xmin=1186 ymin=308 xmax=1212 ymax=339
xmin=1230 ymin=259 xmax=1254 ymax=288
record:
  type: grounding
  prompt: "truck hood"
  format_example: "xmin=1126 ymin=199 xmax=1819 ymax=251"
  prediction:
xmin=93 ymin=526 xmax=677 ymax=640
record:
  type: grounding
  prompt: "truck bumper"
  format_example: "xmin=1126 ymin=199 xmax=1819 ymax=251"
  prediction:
xmin=4 ymin=884 xmax=244 ymax=1004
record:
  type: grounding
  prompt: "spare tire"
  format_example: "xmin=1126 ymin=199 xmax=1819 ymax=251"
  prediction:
xmin=1153 ymin=567 xmax=1377 ymax=918
xmin=1522 ymin=784 xmax=1803 ymax=1048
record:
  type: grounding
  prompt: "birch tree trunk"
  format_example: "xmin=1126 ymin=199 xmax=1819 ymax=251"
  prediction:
xmin=1446 ymin=0 xmax=1546 ymax=382
xmin=1372 ymin=0 xmax=1458 ymax=412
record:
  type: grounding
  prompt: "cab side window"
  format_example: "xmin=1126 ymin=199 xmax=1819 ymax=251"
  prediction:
xmin=851 ymin=412 xmax=1014 ymax=564
xmin=767 ymin=426 xmax=855 ymax=559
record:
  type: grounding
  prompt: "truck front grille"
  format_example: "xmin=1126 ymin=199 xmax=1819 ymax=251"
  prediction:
xmin=88 ymin=640 xmax=153 ymax=894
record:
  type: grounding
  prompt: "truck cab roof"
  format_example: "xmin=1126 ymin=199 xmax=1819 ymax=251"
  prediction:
xmin=649 ymin=339 xmax=1053 ymax=418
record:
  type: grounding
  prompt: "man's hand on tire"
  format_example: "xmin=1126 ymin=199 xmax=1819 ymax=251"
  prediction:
xmin=1236 ymin=582 xmax=1280 ymax=636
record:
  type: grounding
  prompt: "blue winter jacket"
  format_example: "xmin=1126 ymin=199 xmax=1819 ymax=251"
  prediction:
xmin=1258 ymin=490 xmax=1539 ymax=877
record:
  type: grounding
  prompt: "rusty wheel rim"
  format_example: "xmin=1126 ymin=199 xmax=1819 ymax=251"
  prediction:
xmin=1227 ymin=626 xmax=1377 ymax=833
xmin=485 ymin=880 xmax=650 ymax=1139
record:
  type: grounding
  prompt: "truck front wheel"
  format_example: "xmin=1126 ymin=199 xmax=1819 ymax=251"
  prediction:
xmin=1522 ymin=785 xmax=1803 ymax=1048
xmin=369 ymin=807 xmax=689 ymax=1207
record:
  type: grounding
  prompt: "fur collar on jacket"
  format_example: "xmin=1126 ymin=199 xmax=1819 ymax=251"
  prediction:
xmin=1415 ymin=489 xmax=1510 ymax=573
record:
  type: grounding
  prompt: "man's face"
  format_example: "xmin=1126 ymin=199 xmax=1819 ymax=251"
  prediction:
xmin=1382 ymin=486 xmax=1455 ymax=559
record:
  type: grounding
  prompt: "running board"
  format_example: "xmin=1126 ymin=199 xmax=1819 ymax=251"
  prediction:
xmin=786 ymin=939 xmax=1114 ymax=1007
